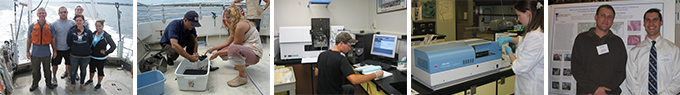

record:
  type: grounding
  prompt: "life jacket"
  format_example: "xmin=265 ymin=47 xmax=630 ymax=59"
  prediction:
xmin=31 ymin=23 xmax=52 ymax=45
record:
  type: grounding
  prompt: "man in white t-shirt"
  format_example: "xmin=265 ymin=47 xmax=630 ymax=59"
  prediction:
xmin=230 ymin=0 xmax=269 ymax=31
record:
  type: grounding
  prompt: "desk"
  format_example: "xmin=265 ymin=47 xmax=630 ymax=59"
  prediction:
xmin=275 ymin=59 xmax=407 ymax=95
xmin=412 ymin=67 xmax=515 ymax=94
xmin=361 ymin=67 xmax=407 ymax=95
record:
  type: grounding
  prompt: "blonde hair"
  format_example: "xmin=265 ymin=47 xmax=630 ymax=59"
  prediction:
xmin=224 ymin=6 xmax=255 ymax=34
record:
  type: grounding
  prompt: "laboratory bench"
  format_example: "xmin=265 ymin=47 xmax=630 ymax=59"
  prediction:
xmin=412 ymin=67 xmax=516 ymax=95
xmin=360 ymin=66 xmax=408 ymax=95
xmin=275 ymin=59 xmax=407 ymax=95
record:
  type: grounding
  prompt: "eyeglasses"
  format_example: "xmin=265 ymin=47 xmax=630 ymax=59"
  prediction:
xmin=343 ymin=42 xmax=352 ymax=48
xmin=59 ymin=11 xmax=67 ymax=14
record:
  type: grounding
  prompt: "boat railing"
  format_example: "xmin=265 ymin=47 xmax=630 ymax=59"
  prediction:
xmin=137 ymin=2 xmax=237 ymax=24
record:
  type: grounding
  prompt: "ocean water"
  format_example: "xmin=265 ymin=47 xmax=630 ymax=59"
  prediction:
xmin=137 ymin=0 xmax=265 ymax=24
xmin=137 ymin=0 xmax=235 ymax=6
xmin=1 ymin=0 xmax=134 ymax=62
xmin=137 ymin=6 xmax=225 ymax=24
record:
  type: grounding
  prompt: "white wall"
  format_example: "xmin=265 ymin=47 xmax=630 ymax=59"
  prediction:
xmin=274 ymin=0 xmax=371 ymax=36
xmin=437 ymin=0 xmax=457 ymax=41
xmin=368 ymin=0 xmax=409 ymax=35
xmin=274 ymin=0 xmax=408 ymax=36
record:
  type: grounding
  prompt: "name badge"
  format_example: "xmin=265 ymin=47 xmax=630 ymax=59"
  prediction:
xmin=596 ymin=44 xmax=609 ymax=55
xmin=658 ymin=54 xmax=672 ymax=63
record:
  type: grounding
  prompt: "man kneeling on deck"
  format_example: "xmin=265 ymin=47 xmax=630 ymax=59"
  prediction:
xmin=159 ymin=10 xmax=218 ymax=71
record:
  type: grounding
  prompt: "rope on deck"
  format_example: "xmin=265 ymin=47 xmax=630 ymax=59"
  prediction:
xmin=245 ymin=68 xmax=265 ymax=95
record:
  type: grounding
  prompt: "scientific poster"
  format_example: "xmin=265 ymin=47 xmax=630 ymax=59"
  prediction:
xmin=549 ymin=1 xmax=674 ymax=95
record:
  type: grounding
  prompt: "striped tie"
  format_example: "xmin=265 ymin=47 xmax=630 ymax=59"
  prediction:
xmin=649 ymin=41 xmax=658 ymax=94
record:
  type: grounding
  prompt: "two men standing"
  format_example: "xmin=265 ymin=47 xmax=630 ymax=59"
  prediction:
xmin=571 ymin=4 xmax=680 ymax=95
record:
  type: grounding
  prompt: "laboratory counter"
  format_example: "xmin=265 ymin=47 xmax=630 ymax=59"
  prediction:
xmin=274 ymin=59 xmax=407 ymax=95
xmin=412 ymin=67 xmax=515 ymax=95
xmin=361 ymin=66 xmax=407 ymax=95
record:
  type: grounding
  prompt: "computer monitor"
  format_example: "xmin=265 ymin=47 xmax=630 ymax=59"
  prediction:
xmin=370 ymin=34 xmax=397 ymax=58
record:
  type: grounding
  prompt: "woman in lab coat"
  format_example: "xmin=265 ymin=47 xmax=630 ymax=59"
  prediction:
xmin=496 ymin=0 xmax=544 ymax=94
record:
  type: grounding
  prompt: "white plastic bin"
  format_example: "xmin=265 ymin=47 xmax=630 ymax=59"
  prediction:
xmin=174 ymin=59 xmax=210 ymax=91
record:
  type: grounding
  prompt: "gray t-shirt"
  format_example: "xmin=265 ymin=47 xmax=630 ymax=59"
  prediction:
xmin=51 ymin=19 xmax=76 ymax=51
xmin=27 ymin=23 xmax=56 ymax=57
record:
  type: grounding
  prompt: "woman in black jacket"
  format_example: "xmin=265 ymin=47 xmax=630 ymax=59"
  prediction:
xmin=85 ymin=20 xmax=116 ymax=89
xmin=67 ymin=14 xmax=93 ymax=91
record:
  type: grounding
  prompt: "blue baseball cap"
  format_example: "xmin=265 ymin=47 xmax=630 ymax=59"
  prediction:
xmin=184 ymin=11 xmax=202 ymax=27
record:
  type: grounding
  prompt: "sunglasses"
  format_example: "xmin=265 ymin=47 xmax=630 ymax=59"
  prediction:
xmin=59 ymin=11 xmax=67 ymax=14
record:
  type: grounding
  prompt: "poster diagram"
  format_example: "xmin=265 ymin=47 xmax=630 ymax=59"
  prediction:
xmin=628 ymin=35 xmax=641 ymax=45
xmin=628 ymin=20 xmax=641 ymax=31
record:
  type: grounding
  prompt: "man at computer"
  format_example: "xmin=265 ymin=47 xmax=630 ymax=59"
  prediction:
xmin=315 ymin=32 xmax=384 ymax=94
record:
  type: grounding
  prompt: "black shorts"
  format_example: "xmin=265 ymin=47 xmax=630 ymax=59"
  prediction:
xmin=89 ymin=58 xmax=106 ymax=76
xmin=52 ymin=50 xmax=71 ymax=66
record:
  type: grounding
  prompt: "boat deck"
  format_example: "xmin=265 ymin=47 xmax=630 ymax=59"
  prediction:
xmin=137 ymin=36 xmax=271 ymax=95
xmin=12 ymin=63 xmax=133 ymax=95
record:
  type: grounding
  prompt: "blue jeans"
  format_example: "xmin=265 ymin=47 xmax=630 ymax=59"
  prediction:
xmin=70 ymin=55 xmax=90 ymax=84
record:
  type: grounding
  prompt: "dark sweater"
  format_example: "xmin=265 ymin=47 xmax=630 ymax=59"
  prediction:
xmin=91 ymin=31 xmax=116 ymax=57
xmin=571 ymin=28 xmax=627 ymax=94
xmin=67 ymin=26 xmax=93 ymax=57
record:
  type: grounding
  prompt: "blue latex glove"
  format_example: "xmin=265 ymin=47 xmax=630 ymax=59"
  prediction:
xmin=496 ymin=37 xmax=513 ymax=47
xmin=504 ymin=46 xmax=514 ymax=54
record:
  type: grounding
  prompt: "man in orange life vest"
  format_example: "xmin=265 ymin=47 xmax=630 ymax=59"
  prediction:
xmin=27 ymin=7 xmax=57 ymax=91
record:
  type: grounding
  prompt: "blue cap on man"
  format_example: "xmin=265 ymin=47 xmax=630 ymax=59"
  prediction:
xmin=184 ymin=11 xmax=202 ymax=27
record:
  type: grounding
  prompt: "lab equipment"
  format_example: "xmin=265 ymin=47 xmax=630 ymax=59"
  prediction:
xmin=354 ymin=33 xmax=375 ymax=62
xmin=279 ymin=26 xmax=321 ymax=60
xmin=279 ymin=26 xmax=344 ymax=61
xmin=310 ymin=18 xmax=330 ymax=48
xmin=489 ymin=19 xmax=517 ymax=32
xmin=412 ymin=39 xmax=507 ymax=90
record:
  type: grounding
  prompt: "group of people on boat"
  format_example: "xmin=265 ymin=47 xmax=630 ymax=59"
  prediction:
xmin=27 ymin=5 xmax=116 ymax=91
